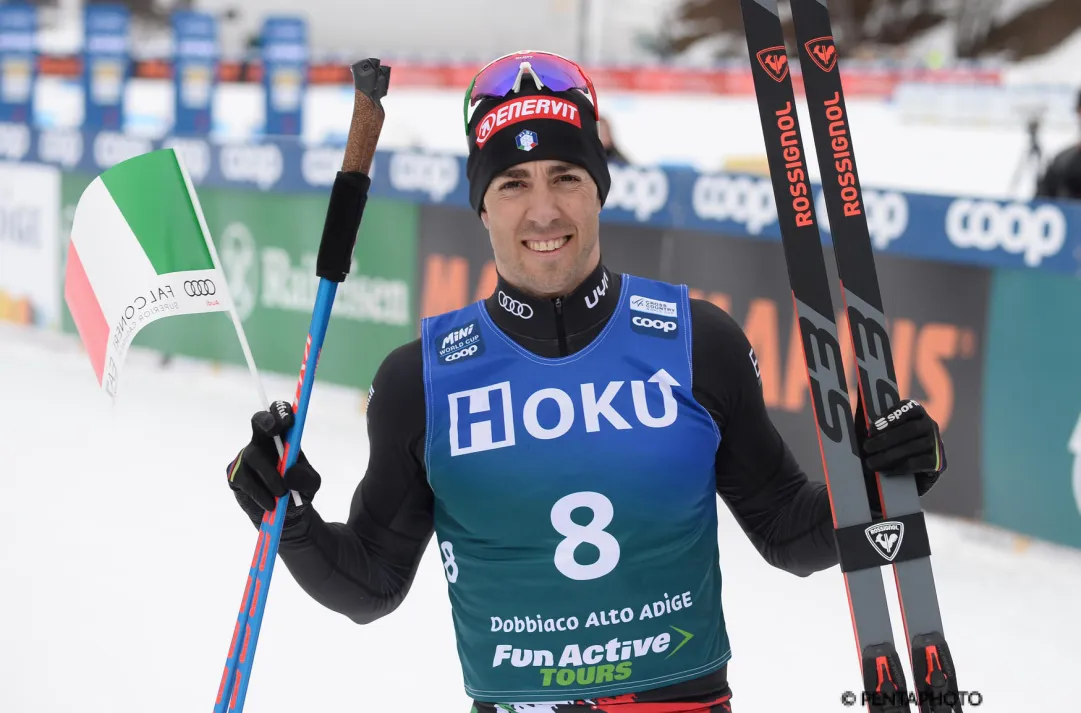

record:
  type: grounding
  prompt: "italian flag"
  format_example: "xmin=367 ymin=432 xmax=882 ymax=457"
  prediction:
xmin=64 ymin=148 xmax=233 ymax=400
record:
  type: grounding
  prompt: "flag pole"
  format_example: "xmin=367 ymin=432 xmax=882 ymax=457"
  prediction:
xmin=171 ymin=148 xmax=301 ymax=506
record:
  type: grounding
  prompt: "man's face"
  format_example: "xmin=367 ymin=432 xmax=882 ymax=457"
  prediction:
xmin=480 ymin=159 xmax=602 ymax=299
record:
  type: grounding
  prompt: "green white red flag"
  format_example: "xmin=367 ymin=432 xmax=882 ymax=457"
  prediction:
xmin=64 ymin=148 xmax=233 ymax=400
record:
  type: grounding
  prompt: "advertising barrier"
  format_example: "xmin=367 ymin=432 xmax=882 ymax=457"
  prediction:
xmin=0 ymin=4 xmax=35 ymax=125
xmin=0 ymin=161 xmax=60 ymax=329
xmin=982 ymin=271 xmax=1081 ymax=549
xmin=6 ymin=125 xmax=1080 ymax=277
xmin=58 ymin=171 xmax=419 ymax=393
xmin=0 ymin=121 xmax=1076 ymax=543
xmin=261 ymin=16 xmax=308 ymax=137
xmin=418 ymin=204 xmax=990 ymax=518
xmin=171 ymin=11 xmax=218 ymax=136
xmin=82 ymin=4 xmax=130 ymax=133
xmin=45 ymin=53 xmax=1003 ymax=100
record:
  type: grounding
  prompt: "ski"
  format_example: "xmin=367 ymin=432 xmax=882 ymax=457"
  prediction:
xmin=786 ymin=2 xmax=962 ymax=710
xmin=737 ymin=0 xmax=948 ymax=711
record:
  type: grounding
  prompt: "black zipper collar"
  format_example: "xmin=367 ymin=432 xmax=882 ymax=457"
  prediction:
xmin=484 ymin=261 xmax=621 ymax=357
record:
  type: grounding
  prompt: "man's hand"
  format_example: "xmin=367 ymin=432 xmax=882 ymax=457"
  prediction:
xmin=854 ymin=397 xmax=946 ymax=515
xmin=226 ymin=400 xmax=322 ymax=528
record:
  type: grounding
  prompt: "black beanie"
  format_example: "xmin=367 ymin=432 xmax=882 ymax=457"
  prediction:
xmin=465 ymin=82 xmax=611 ymax=214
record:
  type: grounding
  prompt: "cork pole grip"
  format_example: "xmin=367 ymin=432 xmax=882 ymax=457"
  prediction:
xmin=342 ymin=58 xmax=390 ymax=174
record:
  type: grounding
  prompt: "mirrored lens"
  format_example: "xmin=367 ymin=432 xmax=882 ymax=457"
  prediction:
xmin=470 ymin=52 xmax=589 ymax=100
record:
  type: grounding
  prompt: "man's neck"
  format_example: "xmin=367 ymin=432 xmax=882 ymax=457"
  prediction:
xmin=483 ymin=261 xmax=621 ymax=358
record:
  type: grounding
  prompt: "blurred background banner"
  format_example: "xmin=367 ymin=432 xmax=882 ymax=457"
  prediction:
xmin=7 ymin=125 xmax=1081 ymax=272
xmin=260 ymin=15 xmax=308 ymax=137
xmin=81 ymin=3 xmax=130 ymax=133
xmin=982 ymin=270 xmax=1081 ymax=549
xmin=171 ymin=10 xmax=219 ymax=136
xmin=0 ymin=2 xmax=36 ymax=125
xmin=0 ymin=161 xmax=60 ymax=330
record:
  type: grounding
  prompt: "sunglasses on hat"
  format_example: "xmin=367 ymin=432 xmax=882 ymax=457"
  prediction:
xmin=462 ymin=50 xmax=599 ymax=135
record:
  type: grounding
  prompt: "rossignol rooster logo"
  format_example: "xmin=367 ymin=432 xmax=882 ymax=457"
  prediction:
xmin=757 ymin=46 xmax=790 ymax=82
xmin=805 ymin=36 xmax=838 ymax=73
xmin=865 ymin=522 xmax=904 ymax=562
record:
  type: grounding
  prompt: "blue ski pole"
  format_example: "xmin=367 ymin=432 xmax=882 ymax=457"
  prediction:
xmin=213 ymin=57 xmax=390 ymax=713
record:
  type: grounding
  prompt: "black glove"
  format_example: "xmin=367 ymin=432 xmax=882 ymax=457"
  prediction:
xmin=226 ymin=400 xmax=322 ymax=528
xmin=854 ymin=397 xmax=946 ymax=516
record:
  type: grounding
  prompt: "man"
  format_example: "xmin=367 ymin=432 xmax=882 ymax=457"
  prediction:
xmin=226 ymin=51 xmax=947 ymax=712
xmin=597 ymin=116 xmax=629 ymax=164
xmin=1036 ymin=88 xmax=1081 ymax=200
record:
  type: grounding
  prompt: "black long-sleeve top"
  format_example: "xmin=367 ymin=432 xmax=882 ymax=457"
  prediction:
xmin=238 ymin=261 xmax=839 ymax=704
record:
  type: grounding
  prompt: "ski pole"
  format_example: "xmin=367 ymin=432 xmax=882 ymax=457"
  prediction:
xmin=213 ymin=57 xmax=391 ymax=713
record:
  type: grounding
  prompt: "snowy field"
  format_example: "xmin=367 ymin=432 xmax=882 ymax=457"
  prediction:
xmin=2 ymin=321 xmax=1079 ymax=712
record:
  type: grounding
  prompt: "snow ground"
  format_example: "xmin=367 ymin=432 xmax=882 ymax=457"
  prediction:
xmin=1 ymin=322 xmax=1078 ymax=712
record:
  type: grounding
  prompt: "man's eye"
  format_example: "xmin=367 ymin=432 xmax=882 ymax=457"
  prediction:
xmin=557 ymin=174 xmax=581 ymax=182
xmin=499 ymin=180 xmax=524 ymax=190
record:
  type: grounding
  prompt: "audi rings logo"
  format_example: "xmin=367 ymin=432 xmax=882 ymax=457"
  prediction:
xmin=632 ymin=315 xmax=677 ymax=333
xmin=444 ymin=345 xmax=479 ymax=362
xmin=184 ymin=279 xmax=217 ymax=297
xmin=498 ymin=291 xmax=534 ymax=319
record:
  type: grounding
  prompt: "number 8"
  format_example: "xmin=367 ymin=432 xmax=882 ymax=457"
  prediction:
xmin=551 ymin=492 xmax=620 ymax=581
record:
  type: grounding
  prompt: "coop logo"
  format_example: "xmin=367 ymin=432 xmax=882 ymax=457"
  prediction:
xmin=220 ymin=143 xmax=284 ymax=190
xmin=0 ymin=122 xmax=29 ymax=161
xmin=161 ymin=136 xmax=211 ymax=184
xmin=865 ymin=521 xmax=904 ymax=562
xmin=630 ymin=294 xmax=679 ymax=339
xmin=37 ymin=129 xmax=84 ymax=169
xmin=816 ymin=189 xmax=909 ymax=250
xmin=437 ymin=320 xmax=484 ymax=365
xmin=692 ymin=173 xmax=777 ymax=235
xmin=448 ymin=370 xmax=680 ymax=456
xmin=945 ymin=199 xmax=1066 ymax=267
xmin=606 ymin=164 xmax=668 ymax=222
xmin=632 ymin=315 xmax=678 ymax=335
xmin=93 ymin=132 xmax=153 ymax=170
xmin=389 ymin=151 xmax=459 ymax=202
xmin=874 ymin=399 xmax=919 ymax=431
xmin=756 ymin=46 xmax=790 ymax=82
xmin=301 ymin=146 xmax=344 ymax=187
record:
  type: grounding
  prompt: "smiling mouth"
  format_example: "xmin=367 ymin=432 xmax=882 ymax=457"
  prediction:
xmin=524 ymin=235 xmax=571 ymax=253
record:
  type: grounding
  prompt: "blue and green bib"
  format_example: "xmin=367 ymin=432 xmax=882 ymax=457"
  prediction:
xmin=422 ymin=275 xmax=731 ymax=703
